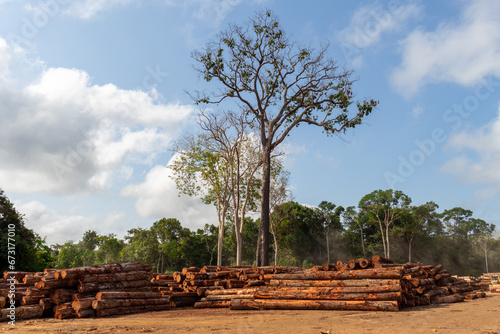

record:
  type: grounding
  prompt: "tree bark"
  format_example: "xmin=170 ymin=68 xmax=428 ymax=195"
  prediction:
xmin=258 ymin=147 xmax=272 ymax=266
xmin=254 ymin=290 xmax=402 ymax=301
xmin=230 ymin=299 xmax=399 ymax=311
xmin=269 ymin=279 xmax=401 ymax=288
xmin=92 ymin=298 xmax=170 ymax=310
xmin=0 ymin=305 xmax=44 ymax=322
xmin=263 ymin=268 xmax=402 ymax=280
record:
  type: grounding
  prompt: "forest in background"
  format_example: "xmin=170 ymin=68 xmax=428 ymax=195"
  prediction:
xmin=1 ymin=188 xmax=498 ymax=277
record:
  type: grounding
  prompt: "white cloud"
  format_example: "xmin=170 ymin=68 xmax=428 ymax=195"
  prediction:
xmin=165 ymin=0 xmax=266 ymax=25
xmin=0 ymin=37 xmax=194 ymax=195
xmin=391 ymin=0 xmax=500 ymax=97
xmin=121 ymin=164 xmax=217 ymax=230
xmin=441 ymin=105 xmax=500 ymax=197
xmin=338 ymin=1 xmax=422 ymax=67
xmin=18 ymin=200 xmax=95 ymax=245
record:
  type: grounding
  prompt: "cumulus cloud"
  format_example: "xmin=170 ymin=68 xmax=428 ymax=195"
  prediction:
xmin=0 ymin=37 xmax=194 ymax=195
xmin=338 ymin=0 xmax=422 ymax=67
xmin=121 ymin=164 xmax=217 ymax=230
xmin=165 ymin=0 xmax=266 ymax=25
xmin=17 ymin=200 xmax=95 ymax=245
xmin=391 ymin=0 xmax=500 ymax=97
xmin=441 ymin=105 xmax=500 ymax=197
xmin=24 ymin=0 xmax=135 ymax=20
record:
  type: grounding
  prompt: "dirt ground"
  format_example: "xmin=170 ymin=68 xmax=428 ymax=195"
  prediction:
xmin=4 ymin=294 xmax=500 ymax=334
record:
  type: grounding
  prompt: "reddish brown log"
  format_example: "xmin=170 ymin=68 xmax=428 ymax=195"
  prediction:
xmin=155 ymin=274 xmax=174 ymax=280
xmin=50 ymin=289 xmax=78 ymax=304
xmin=76 ymin=309 xmax=95 ymax=318
xmin=79 ymin=271 xmax=150 ymax=283
xmin=25 ymin=288 xmax=50 ymax=297
xmin=23 ymin=275 xmax=43 ymax=285
xmin=432 ymin=294 xmax=464 ymax=304
xmin=269 ymin=279 xmax=401 ymax=288
xmin=205 ymin=294 xmax=255 ymax=301
xmin=95 ymin=304 xmax=171 ymax=317
xmin=3 ymin=271 xmax=32 ymax=280
xmin=60 ymin=262 xmax=150 ymax=279
xmin=96 ymin=291 xmax=163 ymax=300
xmin=230 ymin=299 xmax=400 ymax=311
xmin=0 ymin=304 xmax=44 ymax=322
xmin=37 ymin=278 xmax=79 ymax=290
xmin=0 ymin=297 xmax=5 ymax=308
xmin=77 ymin=279 xmax=151 ymax=293
xmin=21 ymin=295 xmax=43 ymax=306
xmin=182 ymin=267 xmax=200 ymax=275
xmin=92 ymin=297 xmax=170 ymax=310
xmin=72 ymin=298 xmax=95 ymax=312
xmin=357 ymin=259 xmax=371 ymax=269
xmin=254 ymin=290 xmax=402 ymax=301
xmin=39 ymin=298 xmax=55 ymax=311
xmin=263 ymin=268 xmax=403 ymax=281
xmin=194 ymin=300 xmax=231 ymax=308
xmin=371 ymin=255 xmax=393 ymax=264
xmin=55 ymin=307 xmax=76 ymax=319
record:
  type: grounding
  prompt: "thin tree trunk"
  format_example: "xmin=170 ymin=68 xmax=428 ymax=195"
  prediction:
xmin=385 ymin=222 xmax=390 ymax=259
xmin=258 ymin=148 xmax=272 ymax=266
xmin=485 ymin=249 xmax=489 ymax=273
xmin=359 ymin=219 xmax=366 ymax=257
xmin=408 ymin=236 xmax=413 ymax=263
xmin=376 ymin=216 xmax=387 ymax=258
xmin=326 ymin=228 xmax=330 ymax=264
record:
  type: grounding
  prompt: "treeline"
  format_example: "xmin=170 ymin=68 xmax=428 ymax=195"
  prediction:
xmin=1 ymin=188 xmax=498 ymax=276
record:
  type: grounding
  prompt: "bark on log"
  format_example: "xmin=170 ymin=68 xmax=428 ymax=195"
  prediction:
xmin=92 ymin=298 xmax=170 ymax=310
xmin=0 ymin=304 xmax=44 ymax=322
xmin=269 ymin=279 xmax=401 ymax=288
xmin=3 ymin=271 xmax=32 ymax=280
xmin=60 ymin=262 xmax=149 ymax=279
xmin=0 ymin=297 xmax=5 ymax=308
xmin=23 ymin=275 xmax=43 ymax=285
xmin=21 ymin=295 xmax=43 ymax=306
xmin=194 ymin=300 xmax=231 ymax=308
xmin=72 ymin=298 xmax=95 ymax=312
xmin=371 ymin=255 xmax=393 ymax=264
xmin=432 ymin=294 xmax=464 ymax=304
xmin=55 ymin=307 xmax=76 ymax=319
xmin=205 ymin=294 xmax=255 ymax=301
xmin=76 ymin=309 xmax=95 ymax=318
xmin=77 ymin=279 xmax=151 ymax=293
xmin=50 ymin=289 xmax=78 ymax=304
xmin=39 ymin=298 xmax=55 ymax=311
xmin=96 ymin=291 xmax=163 ymax=300
xmin=79 ymin=271 xmax=150 ymax=283
xmin=254 ymin=291 xmax=402 ymax=301
xmin=230 ymin=299 xmax=400 ymax=311
xmin=263 ymin=269 xmax=403 ymax=281
xmin=95 ymin=304 xmax=171 ymax=318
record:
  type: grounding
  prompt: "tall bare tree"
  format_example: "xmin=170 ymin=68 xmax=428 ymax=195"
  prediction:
xmin=192 ymin=10 xmax=377 ymax=265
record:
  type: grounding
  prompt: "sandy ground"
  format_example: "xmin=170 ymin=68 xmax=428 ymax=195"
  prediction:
xmin=4 ymin=294 xmax=500 ymax=334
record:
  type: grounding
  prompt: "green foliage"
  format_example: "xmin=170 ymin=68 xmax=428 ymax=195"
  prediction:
xmin=0 ymin=189 xmax=55 ymax=272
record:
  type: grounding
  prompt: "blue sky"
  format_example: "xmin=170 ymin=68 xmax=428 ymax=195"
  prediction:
xmin=1 ymin=0 xmax=500 ymax=245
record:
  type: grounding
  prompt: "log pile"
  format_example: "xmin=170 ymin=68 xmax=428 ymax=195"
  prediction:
xmin=0 ymin=257 xmax=491 ymax=321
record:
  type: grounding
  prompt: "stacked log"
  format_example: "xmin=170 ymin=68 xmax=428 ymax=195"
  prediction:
xmin=92 ymin=291 xmax=170 ymax=317
xmin=230 ymin=267 xmax=403 ymax=311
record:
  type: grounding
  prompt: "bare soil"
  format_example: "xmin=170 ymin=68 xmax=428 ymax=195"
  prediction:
xmin=5 ymin=294 xmax=500 ymax=334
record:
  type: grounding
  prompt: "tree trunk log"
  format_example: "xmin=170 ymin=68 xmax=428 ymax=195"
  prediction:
xmin=60 ymin=262 xmax=150 ymax=279
xmin=77 ymin=279 xmax=151 ymax=293
xmin=263 ymin=269 xmax=402 ymax=281
xmin=254 ymin=291 xmax=402 ymax=301
xmin=230 ymin=299 xmax=400 ymax=311
xmin=76 ymin=309 xmax=95 ymax=318
xmin=269 ymin=279 xmax=401 ymax=288
xmin=96 ymin=291 xmax=163 ymax=300
xmin=92 ymin=298 xmax=170 ymax=310
xmin=79 ymin=271 xmax=150 ymax=283
xmin=194 ymin=300 xmax=231 ymax=308
xmin=0 ymin=304 xmax=44 ymax=322
xmin=95 ymin=304 xmax=171 ymax=318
